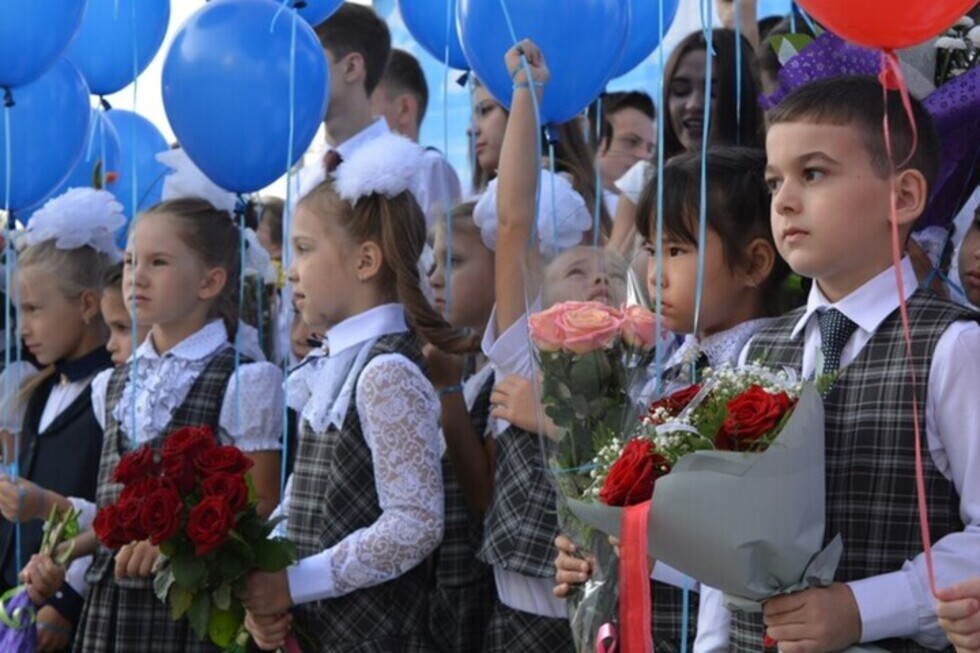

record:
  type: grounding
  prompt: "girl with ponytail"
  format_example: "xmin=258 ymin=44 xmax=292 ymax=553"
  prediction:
xmin=242 ymin=132 xmax=472 ymax=651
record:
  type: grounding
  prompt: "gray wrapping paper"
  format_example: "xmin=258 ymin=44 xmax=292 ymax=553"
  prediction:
xmin=569 ymin=384 xmax=842 ymax=606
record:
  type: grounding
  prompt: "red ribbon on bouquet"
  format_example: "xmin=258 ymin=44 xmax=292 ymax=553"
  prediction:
xmin=618 ymin=500 xmax=653 ymax=653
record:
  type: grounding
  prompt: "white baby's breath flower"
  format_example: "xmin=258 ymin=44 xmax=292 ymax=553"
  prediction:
xmin=956 ymin=16 xmax=975 ymax=28
xmin=968 ymin=25 xmax=980 ymax=48
xmin=937 ymin=36 xmax=968 ymax=51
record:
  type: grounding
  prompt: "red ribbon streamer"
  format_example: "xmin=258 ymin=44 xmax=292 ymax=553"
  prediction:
xmin=878 ymin=49 xmax=936 ymax=597
xmin=596 ymin=622 xmax=619 ymax=653
xmin=619 ymin=500 xmax=653 ymax=653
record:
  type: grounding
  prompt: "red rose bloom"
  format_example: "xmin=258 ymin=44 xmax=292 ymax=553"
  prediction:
xmin=160 ymin=427 xmax=216 ymax=493
xmin=161 ymin=426 xmax=216 ymax=466
xmin=647 ymin=384 xmax=702 ymax=422
xmin=115 ymin=496 xmax=147 ymax=542
xmin=201 ymin=472 xmax=249 ymax=512
xmin=599 ymin=439 xmax=671 ymax=507
xmin=112 ymin=446 xmax=159 ymax=485
xmin=186 ymin=496 xmax=235 ymax=556
xmin=194 ymin=446 xmax=254 ymax=477
xmin=139 ymin=486 xmax=185 ymax=545
xmin=715 ymin=385 xmax=794 ymax=451
xmin=93 ymin=505 xmax=130 ymax=550
xmin=119 ymin=476 xmax=166 ymax=503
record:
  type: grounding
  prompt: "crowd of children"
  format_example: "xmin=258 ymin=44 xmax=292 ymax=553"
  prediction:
xmin=1 ymin=1 xmax=979 ymax=652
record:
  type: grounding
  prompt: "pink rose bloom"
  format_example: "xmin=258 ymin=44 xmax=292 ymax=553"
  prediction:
xmin=529 ymin=303 xmax=567 ymax=352
xmin=553 ymin=301 xmax=624 ymax=354
xmin=621 ymin=305 xmax=658 ymax=350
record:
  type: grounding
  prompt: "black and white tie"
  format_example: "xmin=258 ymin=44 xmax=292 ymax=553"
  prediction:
xmin=818 ymin=308 xmax=858 ymax=377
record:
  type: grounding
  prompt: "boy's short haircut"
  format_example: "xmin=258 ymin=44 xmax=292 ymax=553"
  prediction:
xmin=315 ymin=3 xmax=391 ymax=95
xmin=378 ymin=49 xmax=429 ymax=126
xmin=767 ymin=75 xmax=940 ymax=190
xmin=588 ymin=91 xmax=656 ymax=153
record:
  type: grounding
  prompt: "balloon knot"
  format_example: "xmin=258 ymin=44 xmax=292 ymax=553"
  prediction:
xmin=878 ymin=50 xmax=902 ymax=91
xmin=99 ymin=96 xmax=112 ymax=111
xmin=293 ymin=0 xmax=308 ymax=8
xmin=2 ymin=88 xmax=13 ymax=109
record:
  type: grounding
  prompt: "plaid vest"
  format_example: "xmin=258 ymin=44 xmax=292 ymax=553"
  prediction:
xmin=651 ymin=580 xmax=698 ymax=652
xmin=477 ymin=424 xmax=559 ymax=578
xmin=728 ymin=292 xmax=974 ymax=653
xmin=288 ymin=333 xmax=434 ymax=648
xmin=85 ymin=348 xmax=242 ymax=587
xmin=433 ymin=374 xmax=495 ymax=588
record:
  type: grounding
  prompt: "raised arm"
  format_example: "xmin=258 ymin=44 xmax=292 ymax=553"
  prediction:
xmin=494 ymin=39 xmax=550 ymax=334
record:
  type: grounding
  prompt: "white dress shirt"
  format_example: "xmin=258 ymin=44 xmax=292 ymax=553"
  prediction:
xmin=277 ymin=304 xmax=444 ymax=604
xmin=697 ymin=258 xmax=980 ymax=651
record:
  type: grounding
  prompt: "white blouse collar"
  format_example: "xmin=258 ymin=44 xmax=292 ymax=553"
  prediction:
xmin=324 ymin=303 xmax=408 ymax=355
xmin=669 ymin=317 xmax=776 ymax=371
xmin=136 ymin=320 xmax=228 ymax=363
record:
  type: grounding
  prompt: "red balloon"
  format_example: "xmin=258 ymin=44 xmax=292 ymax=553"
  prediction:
xmin=796 ymin=0 xmax=977 ymax=50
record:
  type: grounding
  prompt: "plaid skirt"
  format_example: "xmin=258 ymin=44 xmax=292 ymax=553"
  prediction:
xmin=427 ymin=577 xmax=496 ymax=653
xmin=482 ymin=600 xmax=573 ymax=653
xmin=73 ymin=574 xmax=219 ymax=653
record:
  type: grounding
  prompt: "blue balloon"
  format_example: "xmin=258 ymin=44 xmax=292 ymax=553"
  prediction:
xmin=17 ymin=111 xmax=124 ymax=219
xmin=399 ymin=0 xmax=469 ymax=70
xmin=105 ymin=109 xmax=169 ymax=220
xmin=295 ymin=0 xmax=344 ymax=26
xmin=0 ymin=59 xmax=90 ymax=213
xmin=374 ymin=0 xmax=397 ymax=19
xmin=0 ymin=0 xmax=86 ymax=89
xmin=612 ymin=0 xmax=681 ymax=78
xmin=458 ymin=0 xmax=629 ymax=125
xmin=163 ymin=0 xmax=330 ymax=193
xmin=65 ymin=0 xmax=170 ymax=96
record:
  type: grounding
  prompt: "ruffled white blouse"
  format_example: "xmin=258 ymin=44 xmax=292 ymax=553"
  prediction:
xmin=279 ymin=304 xmax=444 ymax=604
xmin=90 ymin=320 xmax=283 ymax=452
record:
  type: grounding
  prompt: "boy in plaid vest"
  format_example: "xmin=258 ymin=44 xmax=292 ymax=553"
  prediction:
xmin=702 ymin=76 xmax=980 ymax=652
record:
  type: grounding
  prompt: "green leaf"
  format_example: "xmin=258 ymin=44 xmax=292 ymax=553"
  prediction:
xmin=169 ymin=586 xmax=194 ymax=620
xmin=154 ymin=564 xmax=176 ymax=603
xmin=218 ymin=548 xmax=250 ymax=581
xmin=212 ymin=582 xmax=232 ymax=611
xmin=255 ymin=538 xmax=297 ymax=572
xmin=172 ymin=555 xmax=207 ymax=590
xmin=188 ymin=591 xmax=211 ymax=641
xmin=245 ymin=473 xmax=258 ymax=505
xmin=207 ymin=607 xmax=242 ymax=648
xmin=159 ymin=539 xmax=177 ymax=558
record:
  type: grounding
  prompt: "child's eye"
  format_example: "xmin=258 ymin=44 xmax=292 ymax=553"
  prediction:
xmin=565 ymin=267 xmax=585 ymax=278
xmin=668 ymin=246 xmax=684 ymax=257
xmin=152 ymin=258 xmax=167 ymax=266
xmin=803 ymin=168 xmax=825 ymax=182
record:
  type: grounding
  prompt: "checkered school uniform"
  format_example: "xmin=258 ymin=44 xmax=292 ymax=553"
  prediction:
xmin=478 ymin=425 xmax=573 ymax=652
xmin=287 ymin=332 xmax=434 ymax=653
xmin=728 ymin=292 xmax=973 ymax=653
xmin=428 ymin=373 xmax=497 ymax=653
xmin=74 ymin=348 xmax=243 ymax=653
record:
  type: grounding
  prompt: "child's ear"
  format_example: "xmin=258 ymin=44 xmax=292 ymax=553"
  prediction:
xmin=78 ymin=289 xmax=102 ymax=325
xmin=893 ymin=168 xmax=929 ymax=228
xmin=356 ymin=240 xmax=384 ymax=282
xmin=397 ymin=93 xmax=416 ymax=124
xmin=344 ymin=52 xmax=366 ymax=85
xmin=199 ymin=267 xmax=228 ymax=301
xmin=743 ymin=238 xmax=777 ymax=289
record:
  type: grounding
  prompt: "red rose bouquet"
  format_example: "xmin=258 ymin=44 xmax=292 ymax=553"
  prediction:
xmin=93 ymin=426 xmax=295 ymax=650
xmin=571 ymin=365 xmax=841 ymax=652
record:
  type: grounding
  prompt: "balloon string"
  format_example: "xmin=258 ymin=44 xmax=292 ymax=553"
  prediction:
xmin=99 ymin=113 xmax=108 ymax=189
xmin=692 ymin=0 xmax=713 ymax=339
xmin=681 ymin=577 xmax=690 ymax=653
xmin=235 ymin=198 xmax=246 ymax=439
xmin=593 ymin=95 xmax=603 ymax=247
xmin=129 ymin=0 xmax=141 ymax=449
xmin=278 ymin=3 xmax=301 ymax=500
xmin=130 ymin=0 xmax=140 ymax=214
xmin=734 ymin=0 xmax=742 ymax=140
xmin=879 ymin=51 xmax=936 ymax=597
xmin=2 ymin=96 xmax=19 ymax=573
xmin=789 ymin=2 xmax=797 ymax=33
xmin=652 ymin=0 xmax=667 ymax=396
xmin=443 ymin=0 xmax=453 ymax=320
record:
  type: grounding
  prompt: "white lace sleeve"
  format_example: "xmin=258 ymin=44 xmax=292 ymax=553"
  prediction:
xmin=89 ymin=368 xmax=112 ymax=432
xmin=218 ymin=361 xmax=284 ymax=452
xmin=285 ymin=354 xmax=443 ymax=603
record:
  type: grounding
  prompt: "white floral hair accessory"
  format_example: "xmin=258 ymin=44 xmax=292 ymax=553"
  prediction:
xmin=26 ymin=187 xmax=126 ymax=261
xmin=243 ymin=227 xmax=278 ymax=284
xmin=333 ymin=132 xmax=425 ymax=204
xmin=473 ymin=170 xmax=591 ymax=258
xmin=156 ymin=148 xmax=237 ymax=215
